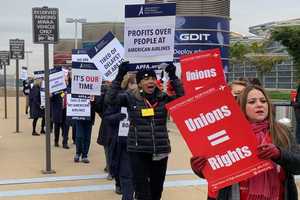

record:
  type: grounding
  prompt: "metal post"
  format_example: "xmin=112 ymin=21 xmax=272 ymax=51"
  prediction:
xmin=4 ymin=64 xmax=7 ymax=119
xmin=16 ymin=59 xmax=20 ymax=132
xmin=43 ymin=43 xmax=54 ymax=173
xmin=74 ymin=20 xmax=78 ymax=49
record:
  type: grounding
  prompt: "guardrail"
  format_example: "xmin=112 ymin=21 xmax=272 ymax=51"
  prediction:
xmin=272 ymin=102 xmax=295 ymax=132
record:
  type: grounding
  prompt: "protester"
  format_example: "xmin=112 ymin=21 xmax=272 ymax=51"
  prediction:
xmin=63 ymin=73 xmax=76 ymax=146
xmin=29 ymin=79 xmax=45 ymax=136
xmin=23 ymin=79 xmax=31 ymax=115
xmin=94 ymin=81 xmax=115 ymax=180
xmin=191 ymin=85 xmax=300 ymax=200
xmin=73 ymin=96 xmax=96 ymax=163
xmin=229 ymin=79 xmax=248 ymax=99
xmin=293 ymin=81 xmax=300 ymax=144
xmin=105 ymin=62 xmax=184 ymax=200
xmin=106 ymin=74 xmax=137 ymax=199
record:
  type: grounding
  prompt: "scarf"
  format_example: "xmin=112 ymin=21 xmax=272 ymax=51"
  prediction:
xmin=247 ymin=120 xmax=280 ymax=200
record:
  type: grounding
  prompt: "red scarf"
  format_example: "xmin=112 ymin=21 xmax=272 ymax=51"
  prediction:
xmin=247 ymin=120 xmax=280 ymax=200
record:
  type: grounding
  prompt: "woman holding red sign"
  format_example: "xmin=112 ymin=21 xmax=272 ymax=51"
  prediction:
xmin=191 ymin=85 xmax=300 ymax=200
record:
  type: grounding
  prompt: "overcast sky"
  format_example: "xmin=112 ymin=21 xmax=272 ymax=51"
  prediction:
xmin=0 ymin=0 xmax=299 ymax=75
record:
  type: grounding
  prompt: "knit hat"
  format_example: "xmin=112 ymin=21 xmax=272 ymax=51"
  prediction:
xmin=136 ymin=69 xmax=157 ymax=84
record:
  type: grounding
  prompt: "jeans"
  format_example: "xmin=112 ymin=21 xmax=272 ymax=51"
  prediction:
xmin=129 ymin=152 xmax=168 ymax=200
xmin=75 ymin=120 xmax=92 ymax=158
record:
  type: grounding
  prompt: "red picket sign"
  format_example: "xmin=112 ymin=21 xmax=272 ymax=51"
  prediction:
xmin=180 ymin=48 xmax=226 ymax=95
xmin=166 ymin=85 xmax=273 ymax=191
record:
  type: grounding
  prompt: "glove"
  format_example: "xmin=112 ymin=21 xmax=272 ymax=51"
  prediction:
xmin=119 ymin=113 xmax=127 ymax=121
xmin=156 ymin=80 xmax=163 ymax=91
xmin=167 ymin=80 xmax=176 ymax=96
xmin=165 ymin=63 xmax=177 ymax=80
xmin=257 ymin=143 xmax=281 ymax=160
xmin=190 ymin=156 xmax=207 ymax=178
xmin=115 ymin=61 xmax=129 ymax=82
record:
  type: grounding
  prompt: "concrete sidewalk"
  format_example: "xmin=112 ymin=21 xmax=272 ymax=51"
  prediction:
xmin=0 ymin=97 xmax=207 ymax=200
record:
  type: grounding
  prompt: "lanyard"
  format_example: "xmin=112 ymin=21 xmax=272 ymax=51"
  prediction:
xmin=144 ymin=98 xmax=158 ymax=108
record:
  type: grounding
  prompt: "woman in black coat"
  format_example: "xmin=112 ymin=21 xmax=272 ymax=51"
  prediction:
xmin=50 ymin=92 xmax=64 ymax=147
xmin=29 ymin=79 xmax=45 ymax=135
xmin=94 ymin=82 xmax=114 ymax=179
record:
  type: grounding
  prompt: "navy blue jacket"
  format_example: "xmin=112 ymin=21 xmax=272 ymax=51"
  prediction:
xmin=50 ymin=93 xmax=64 ymax=123
xmin=29 ymin=85 xmax=44 ymax=119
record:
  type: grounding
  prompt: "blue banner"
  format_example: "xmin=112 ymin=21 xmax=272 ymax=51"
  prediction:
xmin=175 ymin=30 xmax=229 ymax=45
xmin=87 ymin=32 xmax=115 ymax=58
xmin=174 ymin=16 xmax=230 ymax=69
xmin=174 ymin=45 xmax=229 ymax=59
xmin=72 ymin=62 xmax=97 ymax=70
xmin=176 ymin=16 xmax=229 ymax=30
xmin=125 ymin=3 xmax=176 ymax=18
xmin=126 ymin=62 xmax=172 ymax=71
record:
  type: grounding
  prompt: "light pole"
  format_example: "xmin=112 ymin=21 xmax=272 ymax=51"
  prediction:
xmin=65 ymin=18 xmax=87 ymax=49
xmin=25 ymin=50 xmax=33 ymax=70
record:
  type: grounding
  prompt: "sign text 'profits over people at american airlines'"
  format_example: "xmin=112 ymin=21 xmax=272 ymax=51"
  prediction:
xmin=166 ymin=85 xmax=273 ymax=191
xmin=180 ymin=48 xmax=226 ymax=95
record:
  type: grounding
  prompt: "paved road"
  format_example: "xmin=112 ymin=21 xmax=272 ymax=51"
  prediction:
xmin=0 ymin=97 xmax=208 ymax=200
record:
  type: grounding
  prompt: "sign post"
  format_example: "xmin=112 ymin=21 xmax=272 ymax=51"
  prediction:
xmin=33 ymin=6 xmax=59 ymax=174
xmin=9 ymin=39 xmax=24 ymax=132
xmin=0 ymin=51 xmax=10 ymax=119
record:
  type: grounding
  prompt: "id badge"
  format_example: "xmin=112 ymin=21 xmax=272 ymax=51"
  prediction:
xmin=141 ymin=108 xmax=154 ymax=117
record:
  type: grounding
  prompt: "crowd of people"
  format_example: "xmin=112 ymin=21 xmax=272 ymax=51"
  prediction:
xmin=23 ymin=64 xmax=300 ymax=200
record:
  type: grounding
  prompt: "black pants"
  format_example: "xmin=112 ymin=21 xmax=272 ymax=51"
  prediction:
xmin=129 ymin=152 xmax=168 ymax=200
xmin=32 ymin=117 xmax=45 ymax=133
xmin=54 ymin=112 xmax=70 ymax=145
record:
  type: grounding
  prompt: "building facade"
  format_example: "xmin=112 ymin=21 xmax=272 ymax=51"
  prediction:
xmin=227 ymin=18 xmax=299 ymax=89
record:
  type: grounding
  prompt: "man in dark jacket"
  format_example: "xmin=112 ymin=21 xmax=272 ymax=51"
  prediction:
xmin=293 ymin=82 xmax=300 ymax=143
xmin=105 ymin=62 xmax=184 ymax=200
xmin=23 ymin=79 xmax=31 ymax=115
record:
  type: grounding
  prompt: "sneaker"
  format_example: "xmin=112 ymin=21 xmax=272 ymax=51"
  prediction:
xmin=63 ymin=144 xmax=70 ymax=149
xmin=82 ymin=157 xmax=90 ymax=164
xmin=74 ymin=155 xmax=80 ymax=163
xmin=115 ymin=186 xmax=122 ymax=195
xmin=32 ymin=132 xmax=40 ymax=136
xmin=106 ymin=173 xmax=113 ymax=180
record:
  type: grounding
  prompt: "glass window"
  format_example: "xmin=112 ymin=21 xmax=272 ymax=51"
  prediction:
xmin=278 ymin=71 xmax=291 ymax=76
xmin=265 ymin=77 xmax=276 ymax=82
xmin=265 ymin=82 xmax=276 ymax=88
xmin=278 ymin=77 xmax=291 ymax=82
xmin=278 ymin=83 xmax=291 ymax=89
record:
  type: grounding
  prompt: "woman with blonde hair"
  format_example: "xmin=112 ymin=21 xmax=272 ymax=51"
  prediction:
xmin=191 ymin=85 xmax=300 ymax=200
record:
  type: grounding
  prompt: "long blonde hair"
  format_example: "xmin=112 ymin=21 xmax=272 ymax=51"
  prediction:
xmin=238 ymin=85 xmax=290 ymax=148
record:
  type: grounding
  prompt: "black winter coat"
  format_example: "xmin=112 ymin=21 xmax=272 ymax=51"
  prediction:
xmin=105 ymin=78 xmax=184 ymax=154
xmin=103 ymin=105 xmax=126 ymax=177
xmin=29 ymin=85 xmax=44 ymax=119
xmin=50 ymin=93 xmax=64 ymax=123
xmin=94 ymin=85 xmax=110 ymax=146
xmin=216 ymin=133 xmax=300 ymax=200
